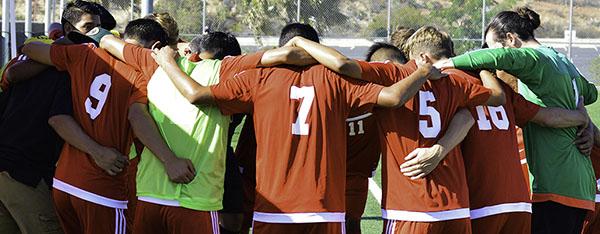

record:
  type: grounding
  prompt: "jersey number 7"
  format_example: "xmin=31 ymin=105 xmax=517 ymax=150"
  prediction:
xmin=290 ymin=86 xmax=315 ymax=135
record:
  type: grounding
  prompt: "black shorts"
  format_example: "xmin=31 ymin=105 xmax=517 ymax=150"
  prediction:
xmin=220 ymin=146 xmax=244 ymax=213
xmin=532 ymin=201 xmax=587 ymax=234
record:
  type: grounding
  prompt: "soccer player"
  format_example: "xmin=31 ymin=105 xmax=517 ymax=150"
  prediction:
xmin=582 ymin=146 xmax=600 ymax=234
xmin=342 ymin=42 xmax=408 ymax=234
xmin=436 ymin=8 xmax=598 ymax=233
xmin=21 ymin=11 xmax=184 ymax=234
xmin=0 ymin=36 xmax=69 ymax=234
xmin=151 ymin=35 xmax=451 ymax=233
xmin=389 ymin=26 xmax=415 ymax=53
xmin=292 ymin=26 xmax=506 ymax=233
xmin=91 ymin=23 xmax=315 ymax=233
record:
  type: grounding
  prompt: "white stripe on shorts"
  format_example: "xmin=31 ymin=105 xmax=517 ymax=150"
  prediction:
xmin=211 ymin=211 xmax=220 ymax=234
xmin=113 ymin=208 xmax=126 ymax=234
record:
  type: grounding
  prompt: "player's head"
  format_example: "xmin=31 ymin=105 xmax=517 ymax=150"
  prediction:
xmin=61 ymin=0 xmax=101 ymax=35
xmin=123 ymin=18 xmax=169 ymax=49
xmin=484 ymin=7 xmax=540 ymax=49
xmin=365 ymin=42 xmax=407 ymax=64
xmin=278 ymin=23 xmax=320 ymax=47
xmin=188 ymin=31 xmax=241 ymax=60
xmin=404 ymin=26 xmax=455 ymax=65
xmin=145 ymin=12 xmax=179 ymax=46
xmin=390 ymin=26 xmax=415 ymax=51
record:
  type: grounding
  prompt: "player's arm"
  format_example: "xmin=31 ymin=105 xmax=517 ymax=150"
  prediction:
xmin=260 ymin=46 xmax=317 ymax=67
xmin=530 ymin=97 xmax=589 ymax=128
xmin=152 ymin=46 xmax=215 ymax=105
xmin=400 ymin=109 xmax=473 ymax=179
xmin=128 ymin=103 xmax=196 ymax=183
xmin=376 ymin=63 xmax=444 ymax=107
xmin=99 ymin=34 xmax=127 ymax=61
xmin=284 ymin=36 xmax=361 ymax=79
xmin=576 ymin=75 xmax=598 ymax=105
xmin=48 ymin=115 xmax=128 ymax=176
xmin=4 ymin=59 xmax=51 ymax=83
xmin=435 ymin=48 xmax=538 ymax=77
xmin=479 ymin=70 xmax=506 ymax=106
xmin=21 ymin=42 xmax=54 ymax=66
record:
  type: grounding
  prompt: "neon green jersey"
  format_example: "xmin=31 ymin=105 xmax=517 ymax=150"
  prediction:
xmin=136 ymin=58 xmax=230 ymax=211
xmin=452 ymin=46 xmax=598 ymax=210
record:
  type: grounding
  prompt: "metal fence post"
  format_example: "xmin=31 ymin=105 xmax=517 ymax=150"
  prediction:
xmin=202 ymin=0 xmax=206 ymax=33
xmin=9 ymin=0 xmax=15 ymax=58
xmin=131 ymin=0 xmax=135 ymax=20
xmin=45 ymin=0 xmax=52 ymax=34
xmin=481 ymin=0 xmax=486 ymax=45
xmin=141 ymin=0 xmax=154 ymax=17
xmin=2 ymin=0 xmax=9 ymax=64
xmin=387 ymin=0 xmax=391 ymax=41
xmin=297 ymin=0 xmax=301 ymax=22
xmin=567 ymin=0 xmax=574 ymax=59
xmin=25 ymin=0 xmax=32 ymax=38
xmin=59 ymin=0 xmax=64 ymax=17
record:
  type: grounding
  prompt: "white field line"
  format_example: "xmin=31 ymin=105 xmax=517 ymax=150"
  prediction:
xmin=368 ymin=178 xmax=382 ymax=205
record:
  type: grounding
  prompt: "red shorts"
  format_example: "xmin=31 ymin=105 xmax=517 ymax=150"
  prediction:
xmin=471 ymin=212 xmax=531 ymax=234
xmin=126 ymin=156 xmax=139 ymax=232
xmin=345 ymin=174 xmax=369 ymax=220
xmin=582 ymin=203 xmax=600 ymax=234
xmin=53 ymin=189 xmax=127 ymax=234
xmin=252 ymin=221 xmax=344 ymax=234
xmin=383 ymin=218 xmax=471 ymax=234
xmin=132 ymin=200 xmax=219 ymax=234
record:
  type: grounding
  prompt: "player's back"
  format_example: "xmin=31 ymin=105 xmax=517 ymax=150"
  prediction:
xmin=50 ymin=43 xmax=147 ymax=206
xmin=216 ymin=64 xmax=382 ymax=222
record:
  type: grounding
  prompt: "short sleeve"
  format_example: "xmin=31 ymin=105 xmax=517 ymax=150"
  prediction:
xmin=128 ymin=73 xmax=149 ymax=105
xmin=48 ymin=73 xmax=73 ymax=118
xmin=50 ymin=44 xmax=90 ymax=71
xmin=219 ymin=51 xmax=265 ymax=82
xmin=210 ymin=69 xmax=258 ymax=115
xmin=123 ymin=44 xmax=159 ymax=78
xmin=449 ymin=74 xmax=492 ymax=108
xmin=341 ymin=75 xmax=384 ymax=114
xmin=357 ymin=60 xmax=416 ymax=86
xmin=511 ymin=87 xmax=541 ymax=127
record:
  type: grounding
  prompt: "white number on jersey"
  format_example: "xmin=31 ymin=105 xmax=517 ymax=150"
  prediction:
xmin=85 ymin=74 xmax=112 ymax=120
xmin=290 ymin=86 xmax=315 ymax=135
xmin=418 ymin=91 xmax=441 ymax=138
xmin=348 ymin=120 xmax=365 ymax=136
xmin=475 ymin=105 xmax=509 ymax=130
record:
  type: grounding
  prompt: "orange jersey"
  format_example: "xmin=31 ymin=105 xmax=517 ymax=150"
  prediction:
xmin=346 ymin=111 xmax=380 ymax=177
xmin=358 ymin=60 xmax=492 ymax=221
xmin=0 ymin=54 xmax=27 ymax=91
xmin=122 ymin=44 xmax=264 ymax=83
xmin=461 ymin=81 xmax=540 ymax=219
xmin=210 ymin=65 xmax=383 ymax=223
xmin=50 ymin=44 xmax=148 ymax=208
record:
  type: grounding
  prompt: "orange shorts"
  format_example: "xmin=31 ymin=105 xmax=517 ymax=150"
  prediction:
xmin=125 ymin=156 xmax=139 ymax=232
xmin=582 ymin=203 xmax=600 ymax=234
xmin=383 ymin=218 xmax=471 ymax=234
xmin=132 ymin=200 xmax=219 ymax=234
xmin=252 ymin=221 xmax=344 ymax=234
xmin=346 ymin=174 xmax=369 ymax=220
xmin=53 ymin=189 xmax=127 ymax=234
xmin=471 ymin=212 xmax=531 ymax=234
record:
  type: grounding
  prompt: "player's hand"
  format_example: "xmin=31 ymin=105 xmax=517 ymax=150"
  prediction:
xmin=433 ymin=58 xmax=454 ymax=69
xmin=418 ymin=63 xmax=446 ymax=80
xmin=164 ymin=157 xmax=196 ymax=184
xmin=399 ymin=145 xmax=445 ymax=180
xmin=151 ymin=46 xmax=179 ymax=67
xmin=91 ymin=147 xmax=129 ymax=176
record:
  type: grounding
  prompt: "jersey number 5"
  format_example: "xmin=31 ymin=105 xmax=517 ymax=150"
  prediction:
xmin=475 ymin=106 xmax=509 ymax=130
xmin=85 ymin=74 xmax=112 ymax=120
xmin=290 ymin=86 xmax=315 ymax=135
xmin=419 ymin=91 xmax=441 ymax=138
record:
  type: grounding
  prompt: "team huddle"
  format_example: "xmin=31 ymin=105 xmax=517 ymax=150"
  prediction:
xmin=1 ymin=1 xmax=600 ymax=234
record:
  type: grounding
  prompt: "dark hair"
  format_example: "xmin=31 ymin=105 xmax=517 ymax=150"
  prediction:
xmin=61 ymin=0 xmax=100 ymax=30
xmin=485 ymin=7 xmax=541 ymax=43
xmin=278 ymin=23 xmax=320 ymax=47
xmin=91 ymin=2 xmax=116 ymax=30
xmin=123 ymin=18 xmax=169 ymax=47
xmin=189 ymin=31 xmax=241 ymax=59
xmin=365 ymin=42 xmax=407 ymax=64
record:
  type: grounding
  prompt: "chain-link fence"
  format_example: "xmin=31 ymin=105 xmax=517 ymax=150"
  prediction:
xmin=3 ymin=0 xmax=600 ymax=81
